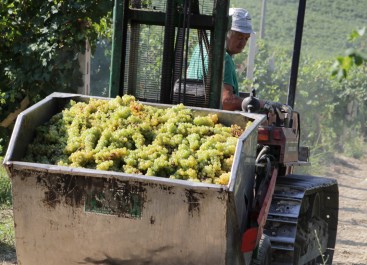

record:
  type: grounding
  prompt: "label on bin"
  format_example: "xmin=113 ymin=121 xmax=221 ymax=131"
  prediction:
xmin=84 ymin=179 xmax=145 ymax=219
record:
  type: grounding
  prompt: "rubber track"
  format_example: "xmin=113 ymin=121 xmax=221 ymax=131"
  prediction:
xmin=264 ymin=174 xmax=339 ymax=265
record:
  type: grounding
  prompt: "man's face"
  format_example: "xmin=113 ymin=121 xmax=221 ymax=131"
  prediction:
xmin=226 ymin=31 xmax=251 ymax=55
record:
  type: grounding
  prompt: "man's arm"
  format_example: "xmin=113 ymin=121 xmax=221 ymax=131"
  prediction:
xmin=221 ymin=84 xmax=243 ymax=111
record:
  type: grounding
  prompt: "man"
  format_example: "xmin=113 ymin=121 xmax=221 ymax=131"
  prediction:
xmin=187 ymin=8 xmax=257 ymax=111
xmin=221 ymin=8 xmax=253 ymax=111
xmin=187 ymin=8 xmax=289 ymax=117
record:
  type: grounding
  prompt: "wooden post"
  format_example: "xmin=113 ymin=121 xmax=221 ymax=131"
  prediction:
xmin=77 ymin=40 xmax=91 ymax=95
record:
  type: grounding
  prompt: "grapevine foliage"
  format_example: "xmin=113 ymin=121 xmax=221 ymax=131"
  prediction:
xmin=0 ymin=0 xmax=113 ymax=155
xmin=24 ymin=96 xmax=248 ymax=185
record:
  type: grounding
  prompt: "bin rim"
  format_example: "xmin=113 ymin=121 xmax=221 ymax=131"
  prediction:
xmin=4 ymin=160 xmax=231 ymax=192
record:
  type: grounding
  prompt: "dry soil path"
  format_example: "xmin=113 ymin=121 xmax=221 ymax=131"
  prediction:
xmin=327 ymin=155 xmax=367 ymax=265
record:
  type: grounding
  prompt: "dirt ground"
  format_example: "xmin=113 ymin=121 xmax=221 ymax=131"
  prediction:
xmin=1 ymin=154 xmax=366 ymax=265
xmin=325 ymin=155 xmax=367 ymax=265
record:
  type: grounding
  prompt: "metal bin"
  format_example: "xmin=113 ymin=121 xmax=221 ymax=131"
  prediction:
xmin=3 ymin=92 xmax=265 ymax=265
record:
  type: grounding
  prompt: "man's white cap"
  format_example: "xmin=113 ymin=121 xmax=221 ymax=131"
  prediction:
xmin=229 ymin=8 xmax=254 ymax=34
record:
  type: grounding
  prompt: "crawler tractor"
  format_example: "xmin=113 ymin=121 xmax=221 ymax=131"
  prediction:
xmin=108 ymin=0 xmax=339 ymax=264
xmin=3 ymin=0 xmax=338 ymax=264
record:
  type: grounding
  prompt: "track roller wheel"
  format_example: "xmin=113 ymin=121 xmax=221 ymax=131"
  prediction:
xmin=252 ymin=234 xmax=272 ymax=265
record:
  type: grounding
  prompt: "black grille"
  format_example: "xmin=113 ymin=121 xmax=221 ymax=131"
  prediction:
xmin=124 ymin=0 xmax=216 ymax=106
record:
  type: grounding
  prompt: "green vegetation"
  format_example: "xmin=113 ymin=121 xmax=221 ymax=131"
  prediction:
xmin=0 ymin=159 xmax=15 ymax=261
xmin=232 ymin=0 xmax=367 ymax=59
xmin=0 ymin=0 xmax=113 ymax=156
xmin=0 ymin=209 xmax=15 ymax=259
xmin=331 ymin=27 xmax=367 ymax=80
xmin=0 ymin=160 xmax=11 ymax=207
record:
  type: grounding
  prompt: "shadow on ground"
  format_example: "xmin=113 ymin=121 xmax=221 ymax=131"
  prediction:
xmin=0 ymin=242 xmax=16 ymax=264
xmin=331 ymin=156 xmax=360 ymax=170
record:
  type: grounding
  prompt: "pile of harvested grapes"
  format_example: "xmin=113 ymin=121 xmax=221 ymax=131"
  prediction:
xmin=24 ymin=95 xmax=249 ymax=185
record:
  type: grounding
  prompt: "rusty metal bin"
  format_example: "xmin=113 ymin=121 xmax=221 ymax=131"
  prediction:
xmin=3 ymin=92 xmax=265 ymax=265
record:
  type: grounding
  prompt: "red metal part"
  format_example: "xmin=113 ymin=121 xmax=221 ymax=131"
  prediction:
xmin=256 ymin=167 xmax=278 ymax=242
xmin=241 ymin=168 xmax=278 ymax=253
xmin=258 ymin=126 xmax=299 ymax=163
xmin=241 ymin=227 xmax=258 ymax=253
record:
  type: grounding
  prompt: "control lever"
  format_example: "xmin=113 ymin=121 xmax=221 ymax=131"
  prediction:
xmin=241 ymin=88 xmax=260 ymax=113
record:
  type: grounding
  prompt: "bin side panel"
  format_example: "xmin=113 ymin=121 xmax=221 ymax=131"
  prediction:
xmin=11 ymin=168 xmax=230 ymax=265
xmin=224 ymin=127 xmax=258 ymax=264
xmin=231 ymin=128 xmax=258 ymax=235
xmin=5 ymin=96 xmax=72 ymax=162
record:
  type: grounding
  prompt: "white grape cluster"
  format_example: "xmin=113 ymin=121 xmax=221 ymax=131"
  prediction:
xmin=24 ymin=95 xmax=248 ymax=185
